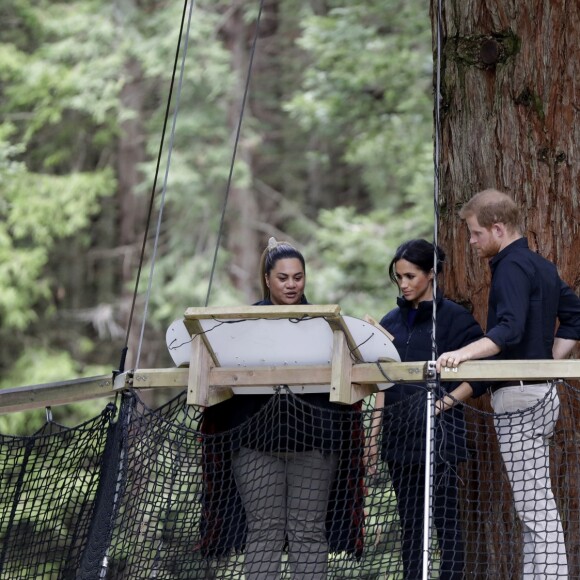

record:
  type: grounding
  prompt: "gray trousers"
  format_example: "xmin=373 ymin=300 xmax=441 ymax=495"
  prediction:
xmin=492 ymin=383 xmax=568 ymax=579
xmin=232 ymin=447 xmax=337 ymax=580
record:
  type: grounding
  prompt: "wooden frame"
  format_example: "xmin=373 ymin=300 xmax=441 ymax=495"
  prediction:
xmin=181 ymin=305 xmax=376 ymax=406
xmin=1 ymin=304 xmax=579 ymax=413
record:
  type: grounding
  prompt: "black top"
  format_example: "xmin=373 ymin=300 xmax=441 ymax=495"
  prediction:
xmin=486 ymin=237 xmax=580 ymax=358
xmin=379 ymin=292 xmax=485 ymax=464
xmin=202 ymin=298 xmax=351 ymax=453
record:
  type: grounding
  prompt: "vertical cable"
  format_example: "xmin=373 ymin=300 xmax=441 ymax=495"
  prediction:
xmin=423 ymin=0 xmax=444 ymax=578
xmin=432 ymin=0 xmax=443 ymax=358
xmin=117 ymin=0 xmax=191 ymax=374
xmin=204 ymin=0 xmax=266 ymax=307
xmin=135 ymin=0 xmax=198 ymax=369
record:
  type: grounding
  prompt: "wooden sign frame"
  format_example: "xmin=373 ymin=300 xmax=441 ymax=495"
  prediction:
xmin=181 ymin=304 xmax=392 ymax=406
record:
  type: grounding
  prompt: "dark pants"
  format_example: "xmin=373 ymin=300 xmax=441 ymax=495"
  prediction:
xmin=387 ymin=459 xmax=465 ymax=580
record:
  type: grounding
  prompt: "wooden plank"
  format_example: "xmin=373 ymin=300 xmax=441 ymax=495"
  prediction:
xmin=128 ymin=364 xmax=414 ymax=391
xmin=2 ymin=359 xmax=579 ymax=414
xmin=355 ymin=362 xmax=428 ymax=384
xmin=326 ymin=316 xmax=362 ymax=359
xmin=329 ymin=329 xmax=353 ymax=404
xmin=183 ymin=317 xmax=220 ymax=365
xmin=131 ymin=368 xmax=189 ymax=388
xmin=183 ymin=304 xmax=341 ymax=327
xmin=434 ymin=359 xmax=580 ymax=381
xmin=0 ymin=375 xmax=115 ymax=415
xmin=210 ymin=365 xmax=332 ymax=386
xmin=129 ymin=359 xmax=580 ymax=391
xmin=186 ymin=335 xmax=233 ymax=407
xmin=187 ymin=335 xmax=211 ymax=406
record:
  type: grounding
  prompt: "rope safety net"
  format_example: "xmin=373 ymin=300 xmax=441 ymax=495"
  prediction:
xmin=1 ymin=379 xmax=578 ymax=578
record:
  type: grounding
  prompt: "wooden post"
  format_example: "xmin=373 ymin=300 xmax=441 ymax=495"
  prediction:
xmin=186 ymin=335 xmax=232 ymax=407
xmin=329 ymin=330 xmax=353 ymax=403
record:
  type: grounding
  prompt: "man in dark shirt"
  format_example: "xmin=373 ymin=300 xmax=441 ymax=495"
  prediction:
xmin=436 ymin=189 xmax=580 ymax=579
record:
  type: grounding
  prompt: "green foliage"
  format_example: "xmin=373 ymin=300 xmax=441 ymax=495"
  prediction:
xmin=0 ymin=1 xmax=121 ymax=338
xmin=0 ymin=4 xmax=124 ymax=170
xmin=286 ymin=0 xmax=433 ymax=206
xmin=0 ymin=0 xmax=435 ymax=424
xmin=0 ymin=130 xmax=114 ymax=329
xmin=0 ymin=347 xmax=110 ymax=435
xmin=308 ymin=200 xmax=432 ymax=319
xmin=141 ymin=250 xmax=244 ymax=327
xmin=0 ymin=0 xmax=44 ymax=50
xmin=287 ymin=0 xmax=434 ymax=319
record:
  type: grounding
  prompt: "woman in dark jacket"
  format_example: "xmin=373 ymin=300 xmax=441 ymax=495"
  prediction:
xmin=373 ymin=239 xmax=486 ymax=580
xmin=200 ymin=238 xmax=364 ymax=579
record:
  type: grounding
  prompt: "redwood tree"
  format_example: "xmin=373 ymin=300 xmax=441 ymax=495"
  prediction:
xmin=432 ymin=0 xmax=580 ymax=576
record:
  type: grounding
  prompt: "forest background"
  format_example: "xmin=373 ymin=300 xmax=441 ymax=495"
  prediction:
xmin=0 ymin=0 xmax=435 ymax=432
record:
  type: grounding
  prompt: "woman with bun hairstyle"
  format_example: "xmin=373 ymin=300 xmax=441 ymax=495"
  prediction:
xmin=369 ymin=239 xmax=486 ymax=580
xmin=200 ymin=238 xmax=364 ymax=580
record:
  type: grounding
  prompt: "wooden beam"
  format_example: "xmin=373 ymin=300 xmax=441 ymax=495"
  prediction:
xmin=187 ymin=335 xmax=211 ymax=406
xmin=131 ymin=368 xmax=189 ymax=388
xmin=0 ymin=375 xmax=115 ymax=415
xmin=184 ymin=335 xmax=233 ymax=407
xmin=184 ymin=304 xmax=341 ymax=320
xmin=104 ymin=359 xmax=580 ymax=392
xmin=433 ymin=359 xmax=580 ymax=381
xmin=329 ymin=329 xmax=353 ymax=404
xmin=357 ymin=362 xmax=428 ymax=384
xmin=211 ymin=365 xmax=332 ymax=386
xmin=202 ymin=363 xmax=430 ymax=387
xmin=2 ymin=359 xmax=579 ymax=413
xmin=181 ymin=317 xmax=219 ymax=365
xmin=183 ymin=304 xmax=341 ymax=335
xmin=127 ymin=364 xmax=426 ymax=389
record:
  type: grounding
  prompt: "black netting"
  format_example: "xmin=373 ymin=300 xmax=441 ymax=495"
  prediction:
xmin=0 ymin=404 xmax=116 ymax=579
xmin=1 ymin=383 xmax=578 ymax=579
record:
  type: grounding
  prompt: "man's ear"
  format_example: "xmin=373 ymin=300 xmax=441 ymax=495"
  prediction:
xmin=492 ymin=223 xmax=504 ymax=237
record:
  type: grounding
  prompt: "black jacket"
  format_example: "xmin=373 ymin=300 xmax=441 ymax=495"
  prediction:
xmin=379 ymin=293 xmax=485 ymax=464
xmin=203 ymin=297 xmax=350 ymax=453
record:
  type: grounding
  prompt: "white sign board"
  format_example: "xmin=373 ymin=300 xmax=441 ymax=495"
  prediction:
xmin=166 ymin=314 xmax=400 ymax=394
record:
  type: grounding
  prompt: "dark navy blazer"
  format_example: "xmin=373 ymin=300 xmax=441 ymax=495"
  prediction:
xmin=379 ymin=293 xmax=485 ymax=464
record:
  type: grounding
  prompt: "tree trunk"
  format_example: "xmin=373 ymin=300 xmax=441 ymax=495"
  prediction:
xmin=432 ymin=0 xmax=580 ymax=576
xmin=434 ymin=0 xmax=579 ymax=313
xmin=220 ymin=3 xmax=263 ymax=303
xmin=116 ymin=55 xmax=150 ymax=373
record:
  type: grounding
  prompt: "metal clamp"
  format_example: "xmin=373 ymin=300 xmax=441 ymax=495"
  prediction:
xmin=425 ymin=361 xmax=437 ymax=381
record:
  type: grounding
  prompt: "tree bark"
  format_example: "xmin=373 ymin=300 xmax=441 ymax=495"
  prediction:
xmin=432 ymin=0 xmax=580 ymax=576
xmin=116 ymin=55 xmax=150 ymax=373
xmin=220 ymin=2 xmax=264 ymax=303
xmin=434 ymin=0 xmax=579 ymax=313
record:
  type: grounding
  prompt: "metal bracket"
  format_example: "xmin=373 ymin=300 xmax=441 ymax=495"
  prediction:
xmin=425 ymin=361 xmax=437 ymax=381
xmin=113 ymin=371 xmax=133 ymax=391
